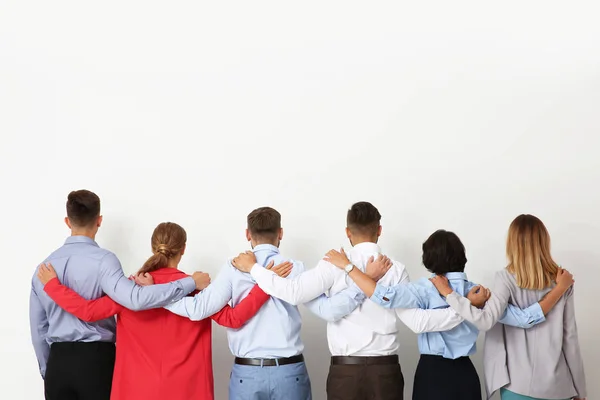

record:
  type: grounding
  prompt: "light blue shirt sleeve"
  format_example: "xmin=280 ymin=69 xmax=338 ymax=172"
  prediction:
xmin=370 ymin=281 xmax=428 ymax=309
xmin=304 ymin=284 xmax=366 ymax=322
xmin=29 ymin=284 xmax=49 ymax=378
xmin=164 ymin=264 xmax=233 ymax=321
xmin=498 ymin=302 xmax=545 ymax=329
xmin=99 ymin=253 xmax=196 ymax=311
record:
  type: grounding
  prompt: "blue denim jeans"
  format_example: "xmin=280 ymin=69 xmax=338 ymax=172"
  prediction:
xmin=229 ymin=361 xmax=312 ymax=400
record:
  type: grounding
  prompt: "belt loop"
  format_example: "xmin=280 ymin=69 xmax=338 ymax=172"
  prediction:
xmin=260 ymin=359 xmax=264 ymax=368
xmin=275 ymin=358 xmax=280 ymax=367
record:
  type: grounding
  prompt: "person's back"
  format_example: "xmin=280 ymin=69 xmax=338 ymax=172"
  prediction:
xmin=412 ymin=273 xmax=479 ymax=360
xmin=227 ymin=207 xmax=312 ymax=400
xmin=484 ymin=269 xmax=584 ymax=399
xmin=29 ymin=190 xmax=119 ymax=400
xmin=327 ymin=243 xmax=401 ymax=356
xmin=113 ymin=268 xmax=213 ymax=400
xmin=227 ymin=244 xmax=304 ymax=358
xmin=32 ymin=236 xmax=118 ymax=346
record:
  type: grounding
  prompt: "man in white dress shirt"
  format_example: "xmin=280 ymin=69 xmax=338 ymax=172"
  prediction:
xmin=231 ymin=202 xmax=466 ymax=400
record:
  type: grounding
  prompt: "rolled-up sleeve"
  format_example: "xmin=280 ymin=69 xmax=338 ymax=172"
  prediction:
xmin=499 ymin=302 xmax=545 ymax=329
xmin=370 ymin=282 xmax=426 ymax=309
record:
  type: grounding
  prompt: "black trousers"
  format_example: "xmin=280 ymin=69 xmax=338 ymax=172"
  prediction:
xmin=45 ymin=342 xmax=116 ymax=400
xmin=412 ymin=354 xmax=481 ymax=400
xmin=326 ymin=356 xmax=404 ymax=400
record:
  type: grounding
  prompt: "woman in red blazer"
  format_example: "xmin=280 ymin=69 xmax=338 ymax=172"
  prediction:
xmin=37 ymin=222 xmax=292 ymax=400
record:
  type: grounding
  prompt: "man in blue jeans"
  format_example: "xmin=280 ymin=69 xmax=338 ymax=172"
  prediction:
xmin=30 ymin=190 xmax=206 ymax=400
xmin=165 ymin=206 xmax=387 ymax=399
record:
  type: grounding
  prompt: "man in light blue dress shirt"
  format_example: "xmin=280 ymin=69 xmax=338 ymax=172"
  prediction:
xmin=30 ymin=190 xmax=201 ymax=400
xmin=165 ymin=207 xmax=370 ymax=400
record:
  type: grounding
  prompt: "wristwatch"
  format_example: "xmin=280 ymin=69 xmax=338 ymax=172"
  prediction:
xmin=344 ymin=263 xmax=354 ymax=274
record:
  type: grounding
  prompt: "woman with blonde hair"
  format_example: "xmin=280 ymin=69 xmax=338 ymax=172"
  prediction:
xmin=36 ymin=222 xmax=292 ymax=400
xmin=431 ymin=214 xmax=586 ymax=400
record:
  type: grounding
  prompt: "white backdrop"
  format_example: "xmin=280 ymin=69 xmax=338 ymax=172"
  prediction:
xmin=1 ymin=1 xmax=599 ymax=399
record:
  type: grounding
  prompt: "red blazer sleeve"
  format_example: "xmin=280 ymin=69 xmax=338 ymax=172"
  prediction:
xmin=210 ymin=284 xmax=270 ymax=329
xmin=44 ymin=278 xmax=124 ymax=322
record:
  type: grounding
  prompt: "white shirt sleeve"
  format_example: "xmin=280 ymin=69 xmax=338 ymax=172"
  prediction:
xmin=249 ymin=260 xmax=336 ymax=305
xmin=164 ymin=263 xmax=233 ymax=321
xmin=393 ymin=268 xmax=464 ymax=334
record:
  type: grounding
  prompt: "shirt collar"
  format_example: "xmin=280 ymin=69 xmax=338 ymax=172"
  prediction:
xmin=64 ymin=236 xmax=99 ymax=247
xmin=443 ymin=272 xmax=468 ymax=281
xmin=252 ymin=244 xmax=280 ymax=254
xmin=350 ymin=242 xmax=381 ymax=255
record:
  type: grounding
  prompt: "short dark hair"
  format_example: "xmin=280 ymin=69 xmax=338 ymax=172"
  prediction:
xmin=347 ymin=202 xmax=381 ymax=236
xmin=247 ymin=207 xmax=281 ymax=242
xmin=66 ymin=190 xmax=101 ymax=227
xmin=422 ymin=230 xmax=467 ymax=274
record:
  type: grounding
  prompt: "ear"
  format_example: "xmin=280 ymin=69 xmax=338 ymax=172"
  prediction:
xmin=278 ymin=228 xmax=284 ymax=241
xmin=345 ymin=227 xmax=351 ymax=239
xmin=64 ymin=217 xmax=72 ymax=229
xmin=180 ymin=243 xmax=186 ymax=256
xmin=245 ymin=229 xmax=251 ymax=242
xmin=97 ymin=215 xmax=103 ymax=228
xmin=377 ymin=225 xmax=382 ymax=237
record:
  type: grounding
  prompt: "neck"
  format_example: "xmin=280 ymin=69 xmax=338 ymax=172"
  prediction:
xmin=350 ymin=236 xmax=378 ymax=246
xmin=71 ymin=229 xmax=96 ymax=240
xmin=251 ymin=240 xmax=279 ymax=248
xmin=167 ymin=254 xmax=182 ymax=269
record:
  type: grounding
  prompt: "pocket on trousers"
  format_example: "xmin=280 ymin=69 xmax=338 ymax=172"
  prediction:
xmin=326 ymin=369 xmax=359 ymax=400
xmin=283 ymin=368 xmax=312 ymax=400
xmin=374 ymin=365 xmax=404 ymax=400
xmin=229 ymin=367 xmax=262 ymax=400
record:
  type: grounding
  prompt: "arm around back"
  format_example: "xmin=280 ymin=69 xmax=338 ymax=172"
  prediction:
xmin=99 ymin=252 xmax=196 ymax=311
xmin=164 ymin=264 xmax=234 ymax=321
xmin=304 ymin=284 xmax=366 ymax=322
xmin=445 ymin=271 xmax=511 ymax=331
xmin=210 ymin=284 xmax=270 ymax=329
xmin=44 ymin=278 xmax=124 ymax=322
xmin=250 ymin=260 xmax=335 ymax=306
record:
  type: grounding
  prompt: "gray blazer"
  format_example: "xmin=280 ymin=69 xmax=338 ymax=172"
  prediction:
xmin=446 ymin=269 xmax=586 ymax=399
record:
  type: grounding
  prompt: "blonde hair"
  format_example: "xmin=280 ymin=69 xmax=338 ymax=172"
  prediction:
xmin=138 ymin=222 xmax=187 ymax=274
xmin=506 ymin=214 xmax=559 ymax=290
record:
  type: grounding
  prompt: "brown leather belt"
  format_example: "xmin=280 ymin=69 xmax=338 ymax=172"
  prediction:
xmin=235 ymin=354 xmax=304 ymax=367
xmin=331 ymin=355 xmax=399 ymax=365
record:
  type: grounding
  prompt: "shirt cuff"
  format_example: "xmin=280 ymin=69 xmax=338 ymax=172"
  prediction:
xmin=180 ymin=277 xmax=197 ymax=295
xmin=370 ymin=283 xmax=390 ymax=305
xmin=526 ymin=302 xmax=545 ymax=324
xmin=346 ymin=283 xmax=367 ymax=302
